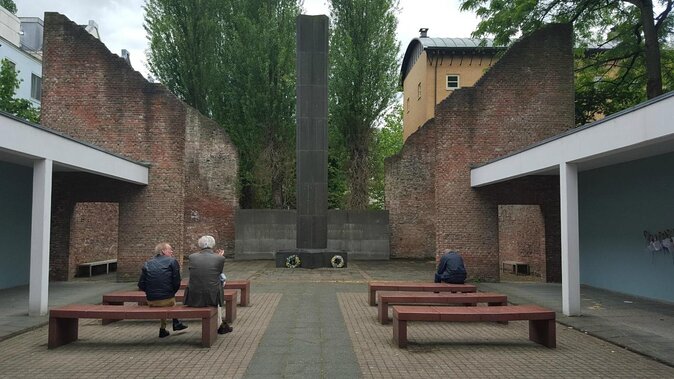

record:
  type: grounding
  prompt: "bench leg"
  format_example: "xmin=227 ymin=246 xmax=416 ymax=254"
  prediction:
xmin=224 ymin=299 xmax=236 ymax=323
xmin=368 ymin=288 xmax=376 ymax=306
xmin=202 ymin=312 xmax=219 ymax=348
xmin=393 ymin=318 xmax=407 ymax=348
xmin=488 ymin=301 xmax=508 ymax=325
xmin=378 ymin=301 xmax=389 ymax=324
xmin=101 ymin=301 xmax=124 ymax=325
xmin=529 ymin=319 xmax=556 ymax=348
xmin=240 ymin=287 xmax=250 ymax=307
xmin=48 ymin=317 xmax=79 ymax=349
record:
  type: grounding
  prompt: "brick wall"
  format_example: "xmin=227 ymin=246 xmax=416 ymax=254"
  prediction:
xmin=42 ymin=13 xmax=238 ymax=280
xmin=498 ymin=205 xmax=545 ymax=278
xmin=68 ymin=203 xmax=118 ymax=279
xmin=386 ymin=24 xmax=573 ymax=281
xmin=385 ymin=119 xmax=436 ymax=259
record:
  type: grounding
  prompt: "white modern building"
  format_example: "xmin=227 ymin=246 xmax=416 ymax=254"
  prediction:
xmin=0 ymin=6 xmax=42 ymax=107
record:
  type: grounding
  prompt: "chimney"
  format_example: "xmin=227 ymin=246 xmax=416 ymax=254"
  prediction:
xmin=419 ymin=28 xmax=428 ymax=38
xmin=121 ymin=49 xmax=132 ymax=66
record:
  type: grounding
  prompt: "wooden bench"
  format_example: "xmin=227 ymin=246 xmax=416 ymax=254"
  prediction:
xmin=502 ymin=260 xmax=530 ymax=275
xmin=368 ymin=281 xmax=477 ymax=306
xmin=377 ymin=291 xmax=508 ymax=324
xmin=77 ymin=259 xmax=117 ymax=277
xmin=101 ymin=289 xmax=237 ymax=324
xmin=180 ymin=278 xmax=251 ymax=306
xmin=392 ymin=304 xmax=556 ymax=348
xmin=48 ymin=304 xmax=218 ymax=349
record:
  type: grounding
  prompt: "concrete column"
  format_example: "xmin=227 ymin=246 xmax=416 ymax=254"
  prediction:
xmin=296 ymin=15 xmax=329 ymax=249
xmin=29 ymin=159 xmax=52 ymax=316
xmin=560 ymin=162 xmax=580 ymax=316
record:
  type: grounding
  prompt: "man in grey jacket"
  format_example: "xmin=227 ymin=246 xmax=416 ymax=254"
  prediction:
xmin=183 ymin=235 xmax=233 ymax=334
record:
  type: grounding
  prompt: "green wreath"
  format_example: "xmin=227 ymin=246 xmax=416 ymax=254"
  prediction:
xmin=285 ymin=254 xmax=301 ymax=268
xmin=330 ymin=255 xmax=345 ymax=268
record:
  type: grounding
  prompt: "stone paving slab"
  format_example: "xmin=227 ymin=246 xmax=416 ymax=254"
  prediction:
xmin=0 ymin=293 xmax=280 ymax=379
xmin=337 ymin=292 xmax=674 ymax=378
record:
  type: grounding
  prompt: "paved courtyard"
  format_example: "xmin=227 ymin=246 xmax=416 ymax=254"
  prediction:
xmin=0 ymin=260 xmax=673 ymax=378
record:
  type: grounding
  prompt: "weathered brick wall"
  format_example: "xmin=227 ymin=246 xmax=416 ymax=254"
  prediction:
xmin=386 ymin=24 xmax=573 ymax=281
xmin=42 ymin=13 xmax=238 ymax=280
xmin=68 ymin=203 xmax=118 ymax=279
xmin=385 ymin=119 xmax=436 ymax=259
xmin=498 ymin=205 xmax=545 ymax=278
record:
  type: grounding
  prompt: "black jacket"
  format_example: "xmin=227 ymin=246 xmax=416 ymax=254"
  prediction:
xmin=138 ymin=255 xmax=181 ymax=301
xmin=436 ymin=252 xmax=467 ymax=284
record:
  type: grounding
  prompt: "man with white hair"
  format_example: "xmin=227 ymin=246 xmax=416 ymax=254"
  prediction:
xmin=183 ymin=235 xmax=233 ymax=334
xmin=434 ymin=249 xmax=467 ymax=284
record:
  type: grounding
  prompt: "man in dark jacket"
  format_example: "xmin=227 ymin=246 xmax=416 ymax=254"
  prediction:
xmin=138 ymin=242 xmax=187 ymax=338
xmin=434 ymin=249 xmax=467 ymax=284
xmin=184 ymin=235 xmax=233 ymax=334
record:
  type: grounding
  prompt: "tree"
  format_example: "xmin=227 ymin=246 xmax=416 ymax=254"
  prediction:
xmin=369 ymin=104 xmax=403 ymax=209
xmin=460 ymin=0 xmax=674 ymax=122
xmin=0 ymin=59 xmax=40 ymax=123
xmin=145 ymin=0 xmax=299 ymax=208
xmin=0 ymin=0 xmax=16 ymax=14
xmin=329 ymin=0 xmax=400 ymax=209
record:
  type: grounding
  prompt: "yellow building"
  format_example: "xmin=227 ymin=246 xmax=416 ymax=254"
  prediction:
xmin=401 ymin=29 xmax=504 ymax=141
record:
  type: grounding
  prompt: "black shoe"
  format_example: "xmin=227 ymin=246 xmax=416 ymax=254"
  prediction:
xmin=159 ymin=328 xmax=170 ymax=338
xmin=173 ymin=322 xmax=188 ymax=331
xmin=217 ymin=323 xmax=233 ymax=334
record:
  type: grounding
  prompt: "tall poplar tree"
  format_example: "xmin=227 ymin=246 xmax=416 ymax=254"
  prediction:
xmin=329 ymin=0 xmax=400 ymax=209
xmin=144 ymin=0 xmax=299 ymax=208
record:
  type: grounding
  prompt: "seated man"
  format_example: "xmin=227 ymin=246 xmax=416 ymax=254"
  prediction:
xmin=434 ymin=249 xmax=467 ymax=284
xmin=184 ymin=235 xmax=233 ymax=334
xmin=138 ymin=242 xmax=188 ymax=338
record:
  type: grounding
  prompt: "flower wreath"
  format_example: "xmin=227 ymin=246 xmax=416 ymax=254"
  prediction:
xmin=285 ymin=254 xmax=301 ymax=268
xmin=330 ymin=254 xmax=345 ymax=268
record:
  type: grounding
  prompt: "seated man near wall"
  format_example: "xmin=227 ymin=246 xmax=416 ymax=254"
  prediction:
xmin=138 ymin=242 xmax=188 ymax=338
xmin=184 ymin=235 xmax=233 ymax=334
xmin=434 ymin=249 xmax=467 ymax=284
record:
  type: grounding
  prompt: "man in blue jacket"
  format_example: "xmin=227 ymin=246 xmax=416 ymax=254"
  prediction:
xmin=434 ymin=249 xmax=467 ymax=284
xmin=138 ymin=242 xmax=188 ymax=338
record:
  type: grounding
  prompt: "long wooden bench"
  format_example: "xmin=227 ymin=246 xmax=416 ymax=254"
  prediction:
xmin=368 ymin=281 xmax=477 ymax=306
xmin=48 ymin=304 xmax=218 ymax=349
xmin=101 ymin=289 xmax=237 ymax=324
xmin=377 ymin=291 xmax=508 ymax=324
xmin=77 ymin=259 xmax=117 ymax=277
xmin=392 ymin=304 xmax=556 ymax=348
xmin=181 ymin=279 xmax=251 ymax=306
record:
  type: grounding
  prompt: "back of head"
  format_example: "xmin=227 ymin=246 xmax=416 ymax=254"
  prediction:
xmin=197 ymin=235 xmax=215 ymax=249
xmin=154 ymin=242 xmax=169 ymax=256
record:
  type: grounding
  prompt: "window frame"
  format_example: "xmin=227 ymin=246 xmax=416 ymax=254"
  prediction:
xmin=446 ymin=74 xmax=460 ymax=90
xmin=31 ymin=73 xmax=42 ymax=101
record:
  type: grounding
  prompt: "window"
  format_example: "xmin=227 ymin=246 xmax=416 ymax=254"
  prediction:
xmin=417 ymin=82 xmax=422 ymax=99
xmin=31 ymin=74 xmax=42 ymax=100
xmin=446 ymin=75 xmax=460 ymax=90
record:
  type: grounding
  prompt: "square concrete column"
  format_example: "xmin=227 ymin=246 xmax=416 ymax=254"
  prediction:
xmin=560 ymin=162 xmax=580 ymax=316
xmin=29 ymin=158 xmax=53 ymax=316
xmin=296 ymin=15 xmax=329 ymax=249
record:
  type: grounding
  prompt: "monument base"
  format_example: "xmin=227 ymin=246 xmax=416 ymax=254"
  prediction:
xmin=275 ymin=249 xmax=348 ymax=269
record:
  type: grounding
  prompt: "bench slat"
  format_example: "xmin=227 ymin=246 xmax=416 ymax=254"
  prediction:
xmin=368 ymin=281 xmax=477 ymax=306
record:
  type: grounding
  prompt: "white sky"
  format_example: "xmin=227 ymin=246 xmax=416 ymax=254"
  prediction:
xmin=16 ymin=0 xmax=479 ymax=79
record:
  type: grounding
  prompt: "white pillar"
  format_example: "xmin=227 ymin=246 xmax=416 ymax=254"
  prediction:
xmin=560 ymin=162 xmax=580 ymax=316
xmin=29 ymin=159 xmax=53 ymax=316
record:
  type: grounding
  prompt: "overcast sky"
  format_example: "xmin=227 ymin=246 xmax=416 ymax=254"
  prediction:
xmin=16 ymin=0 xmax=479 ymax=79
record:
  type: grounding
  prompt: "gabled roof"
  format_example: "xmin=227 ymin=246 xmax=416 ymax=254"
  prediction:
xmin=401 ymin=37 xmax=502 ymax=84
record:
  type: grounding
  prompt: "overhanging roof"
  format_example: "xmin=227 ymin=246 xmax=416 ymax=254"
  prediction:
xmin=0 ymin=112 xmax=149 ymax=185
xmin=471 ymin=91 xmax=674 ymax=187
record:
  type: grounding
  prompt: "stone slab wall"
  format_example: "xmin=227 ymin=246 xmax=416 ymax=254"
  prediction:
xmin=234 ymin=209 xmax=390 ymax=260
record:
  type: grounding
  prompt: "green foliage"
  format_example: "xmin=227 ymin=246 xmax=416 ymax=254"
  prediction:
xmin=369 ymin=104 xmax=403 ymax=209
xmin=329 ymin=0 xmax=400 ymax=209
xmin=460 ymin=0 xmax=674 ymax=124
xmin=144 ymin=0 xmax=299 ymax=208
xmin=0 ymin=0 xmax=16 ymax=14
xmin=0 ymin=59 xmax=40 ymax=124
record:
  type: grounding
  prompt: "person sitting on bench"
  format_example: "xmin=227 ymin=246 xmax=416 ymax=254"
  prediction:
xmin=138 ymin=242 xmax=188 ymax=338
xmin=434 ymin=249 xmax=467 ymax=284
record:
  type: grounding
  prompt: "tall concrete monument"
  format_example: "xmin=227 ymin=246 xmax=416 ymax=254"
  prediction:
xmin=275 ymin=14 xmax=348 ymax=268
xmin=296 ymin=14 xmax=328 ymax=249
